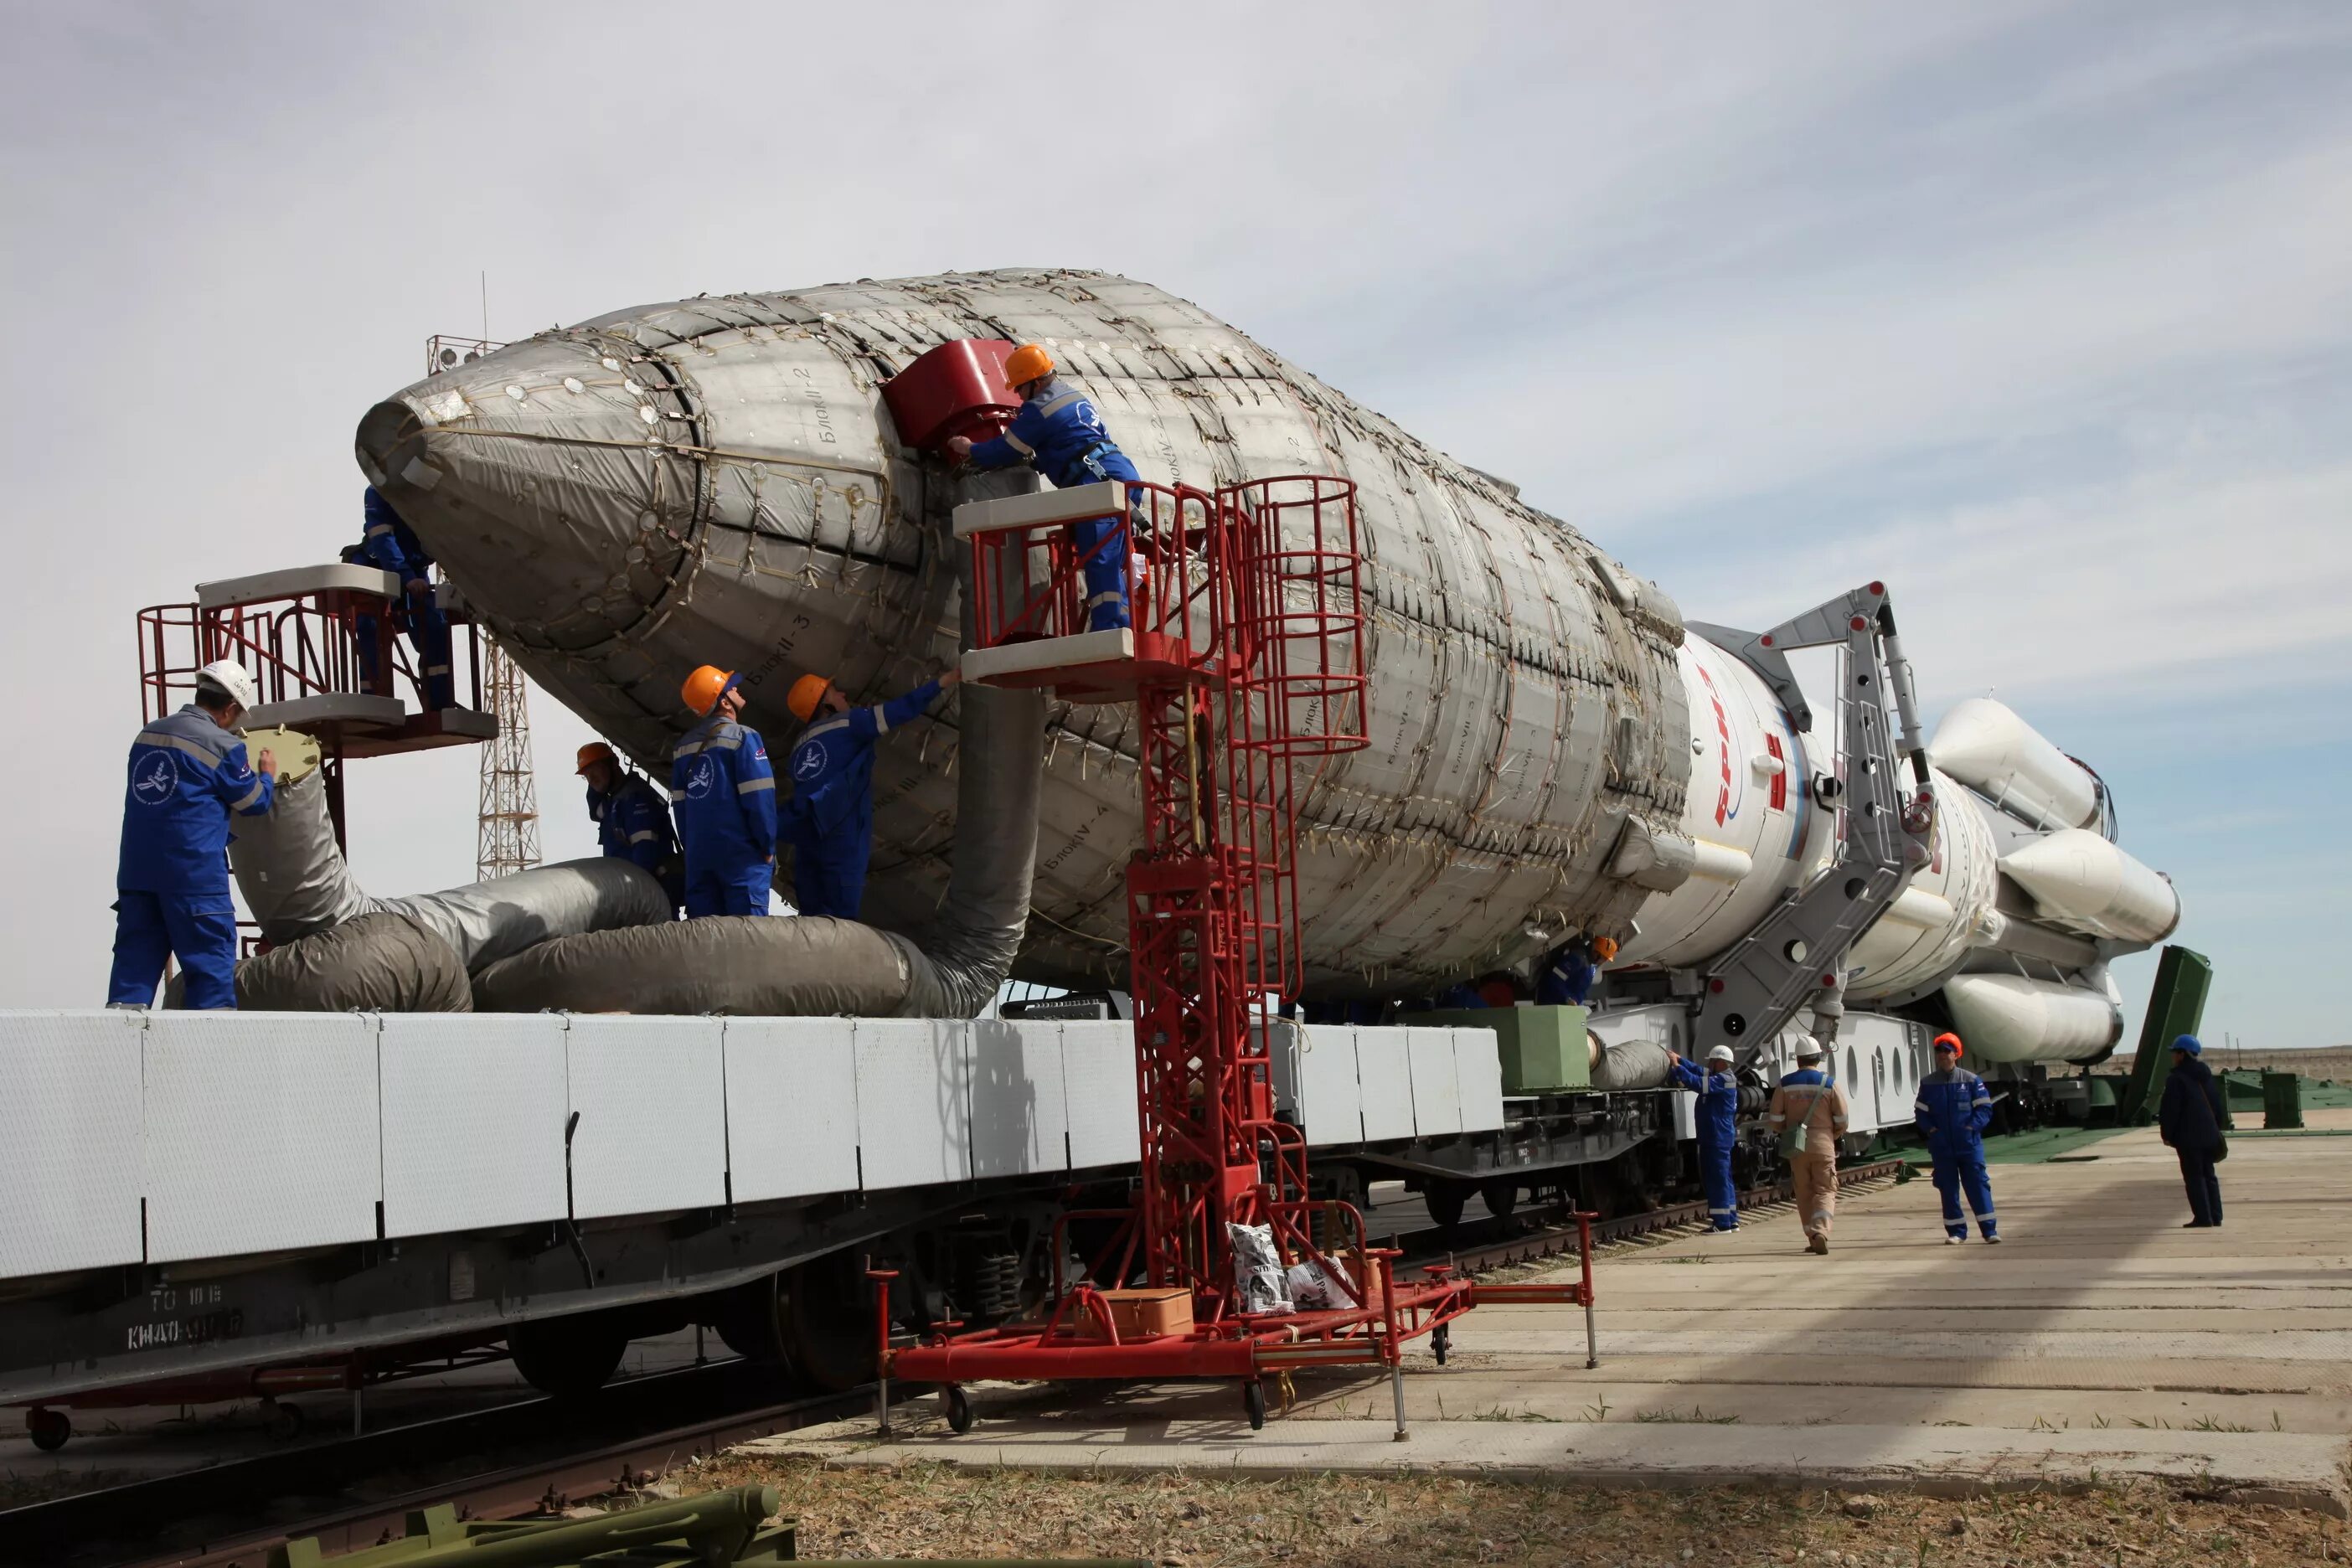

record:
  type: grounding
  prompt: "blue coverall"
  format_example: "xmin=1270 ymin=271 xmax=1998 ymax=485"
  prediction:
xmin=1669 ymin=1056 xmax=1742 ymax=1230
xmin=1536 ymin=941 xmax=1600 ymax=1006
xmin=354 ymin=487 xmax=455 ymax=709
xmin=1915 ymin=1065 xmax=1999 ymax=1239
xmin=965 ymin=378 xmax=1139 ymax=631
xmin=670 ymin=713 xmax=778 ymax=917
xmin=588 ymin=773 xmax=682 ymax=908
xmin=777 ymin=678 xmax=946 ymax=920
xmin=110 ymin=704 xmax=274 ymax=1009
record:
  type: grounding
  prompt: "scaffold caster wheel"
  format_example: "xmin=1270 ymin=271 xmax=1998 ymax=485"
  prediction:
xmin=943 ymin=1384 xmax=973 ymax=1435
xmin=1431 ymin=1324 xmax=1450 ymax=1366
xmin=27 ymin=1407 xmax=70 ymax=1452
xmin=265 ymin=1399 xmax=306 ymax=1442
xmin=1243 ymin=1380 xmax=1267 ymax=1431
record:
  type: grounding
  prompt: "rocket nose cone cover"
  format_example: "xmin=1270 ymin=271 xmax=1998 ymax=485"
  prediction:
xmin=1998 ymin=828 xmax=2180 ymax=945
xmin=1927 ymin=697 xmax=2101 ymax=831
xmin=1942 ymin=972 xmax=2122 ymax=1064
xmin=355 ymin=339 xmax=693 ymax=655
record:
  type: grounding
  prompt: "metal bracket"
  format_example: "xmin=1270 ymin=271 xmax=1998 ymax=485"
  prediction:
xmin=1685 ymin=584 xmax=1937 ymax=1065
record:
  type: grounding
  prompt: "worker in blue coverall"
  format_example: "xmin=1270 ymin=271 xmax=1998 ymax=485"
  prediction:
xmin=577 ymin=741 xmax=683 ymax=911
xmin=670 ymin=665 xmax=778 ymax=918
xmin=776 ymin=666 xmax=961 ymax=919
xmin=1915 ymin=1031 xmax=2001 ymax=1243
xmin=1536 ymin=935 xmax=1620 ymax=1006
xmin=1667 ymin=1043 xmax=1743 ymax=1231
xmin=348 ymin=487 xmax=456 ymax=709
xmin=110 ymin=659 xmax=278 ymax=1009
xmin=946 ymin=343 xmax=1140 ymax=632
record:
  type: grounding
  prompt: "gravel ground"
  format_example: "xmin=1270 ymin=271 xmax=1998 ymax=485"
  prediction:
xmin=677 ymin=1452 xmax=2347 ymax=1566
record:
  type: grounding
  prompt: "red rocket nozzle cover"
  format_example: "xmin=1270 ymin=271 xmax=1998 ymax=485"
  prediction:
xmin=883 ymin=338 xmax=1020 ymax=452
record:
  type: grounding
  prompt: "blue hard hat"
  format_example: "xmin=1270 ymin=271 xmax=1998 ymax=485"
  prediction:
xmin=2171 ymin=1034 xmax=2202 ymax=1055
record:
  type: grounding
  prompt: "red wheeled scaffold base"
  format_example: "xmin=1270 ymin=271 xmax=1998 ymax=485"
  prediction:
xmin=884 ymin=465 xmax=1595 ymax=1438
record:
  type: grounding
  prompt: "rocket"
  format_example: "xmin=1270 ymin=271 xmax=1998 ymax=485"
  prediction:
xmin=355 ymin=271 xmax=2175 ymax=1062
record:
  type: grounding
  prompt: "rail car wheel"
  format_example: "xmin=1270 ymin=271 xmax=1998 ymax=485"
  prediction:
xmin=264 ymin=1398 xmax=306 ymax=1442
xmin=1243 ymin=1379 xmax=1267 ymax=1431
xmin=1479 ymin=1178 xmax=1519 ymax=1224
xmin=26 ymin=1406 xmax=69 ymax=1452
xmin=710 ymin=1271 xmax=792 ymax=1367
xmin=510 ymin=1312 xmax=630 ymax=1400
xmin=1425 ymin=1181 xmax=1469 ymax=1231
xmin=781 ymin=1251 xmax=879 ymax=1393
xmin=943 ymin=1383 xmax=974 ymax=1434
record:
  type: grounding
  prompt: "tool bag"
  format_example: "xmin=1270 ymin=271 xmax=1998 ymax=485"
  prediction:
xmin=1777 ymin=1082 xmax=1830 ymax=1158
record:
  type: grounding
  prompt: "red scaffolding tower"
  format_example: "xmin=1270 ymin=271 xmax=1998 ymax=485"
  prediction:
xmin=883 ymin=471 xmax=1594 ymax=1436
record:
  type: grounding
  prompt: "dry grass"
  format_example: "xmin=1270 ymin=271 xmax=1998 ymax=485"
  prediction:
xmin=667 ymin=1451 xmax=2347 ymax=1566
xmin=2099 ymin=1047 xmax=2352 ymax=1080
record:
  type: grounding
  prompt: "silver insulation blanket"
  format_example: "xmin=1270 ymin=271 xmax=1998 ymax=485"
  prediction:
xmin=229 ymin=912 xmax=473 ymax=1013
xmin=1590 ymin=1037 xmax=1674 ymax=1091
xmin=357 ymin=271 xmax=1694 ymax=1001
xmin=384 ymin=860 xmax=673 ymax=973
xmin=230 ymin=771 xmax=379 ymax=944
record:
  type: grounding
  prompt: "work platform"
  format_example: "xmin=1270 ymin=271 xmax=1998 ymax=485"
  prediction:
xmin=766 ymin=1122 xmax=2352 ymax=1517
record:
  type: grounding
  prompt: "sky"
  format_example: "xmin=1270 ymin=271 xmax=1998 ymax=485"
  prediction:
xmin=2 ymin=2 xmax=2344 ymax=1047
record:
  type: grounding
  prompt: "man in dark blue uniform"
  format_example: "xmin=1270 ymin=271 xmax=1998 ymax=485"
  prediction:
xmin=671 ymin=666 xmax=778 ymax=918
xmin=1915 ymin=1031 xmax=2001 ymax=1243
xmin=946 ymin=343 xmax=1141 ymax=632
xmin=111 ymin=660 xmax=278 ymax=1009
xmin=577 ymin=741 xmax=682 ymax=910
xmin=776 ymin=667 xmax=960 ymax=919
xmin=2159 ymin=1034 xmax=2227 ymax=1229
xmin=1668 ymin=1043 xmax=1742 ymax=1231
xmin=350 ymin=486 xmax=456 ymax=709
xmin=1536 ymin=936 xmax=1618 ymax=1006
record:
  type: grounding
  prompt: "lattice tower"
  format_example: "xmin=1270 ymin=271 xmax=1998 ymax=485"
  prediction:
xmin=476 ymin=639 xmax=541 ymax=879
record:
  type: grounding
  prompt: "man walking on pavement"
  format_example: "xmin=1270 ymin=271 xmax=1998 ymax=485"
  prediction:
xmin=946 ymin=343 xmax=1142 ymax=632
xmin=2159 ymin=1033 xmax=2228 ymax=1229
xmin=578 ymin=742 xmax=683 ymax=911
xmin=110 ymin=659 xmax=278 ymax=1010
xmin=1916 ymin=1031 xmax=2001 ymax=1244
xmin=776 ymin=667 xmax=960 ymax=920
xmin=1767 ymin=1036 xmax=1849 ymax=1254
xmin=1668 ymin=1043 xmax=1742 ymax=1231
xmin=351 ymin=487 xmax=456 ymax=709
xmin=671 ymin=666 xmax=777 ymax=918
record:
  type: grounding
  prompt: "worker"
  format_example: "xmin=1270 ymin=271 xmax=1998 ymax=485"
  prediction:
xmin=1767 ymin=1036 xmax=1849 ymax=1255
xmin=670 ymin=666 xmax=778 ymax=917
xmin=1667 ymin=1043 xmax=1742 ymax=1232
xmin=578 ymin=741 xmax=683 ymax=910
xmin=110 ymin=659 xmax=279 ymax=1010
xmin=1915 ymin=1031 xmax=2000 ymax=1244
xmin=945 ymin=343 xmax=1140 ymax=632
xmin=349 ymin=487 xmax=456 ymax=709
xmin=1537 ymin=936 xmax=1618 ymax=1006
xmin=2159 ymin=1034 xmax=2227 ymax=1229
xmin=776 ymin=666 xmax=961 ymax=920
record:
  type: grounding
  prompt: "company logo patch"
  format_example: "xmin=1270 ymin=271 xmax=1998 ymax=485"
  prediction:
xmin=684 ymin=756 xmax=715 ymax=800
xmin=132 ymin=752 xmax=177 ymax=805
xmin=791 ymin=742 xmax=825 ymax=782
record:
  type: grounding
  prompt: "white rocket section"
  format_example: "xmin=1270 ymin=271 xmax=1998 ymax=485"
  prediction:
xmin=1928 ymin=698 xmax=2102 ymax=831
xmin=1999 ymin=829 xmax=2181 ymax=944
xmin=1841 ymin=777 xmax=2001 ymax=1003
xmin=1941 ymin=972 xmax=2123 ymax=1065
xmin=1615 ymin=633 xmax=1821 ymax=969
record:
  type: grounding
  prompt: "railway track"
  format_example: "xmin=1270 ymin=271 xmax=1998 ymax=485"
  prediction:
xmin=6 ymin=1159 xmax=1908 ymax=1568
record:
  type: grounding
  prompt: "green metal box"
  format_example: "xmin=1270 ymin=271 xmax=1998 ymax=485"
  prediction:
xmin=2262 ymin=1071 xmax=2304 ymax=1130
xmin=1397 ymin=1005 xmax=1590 ymax=1093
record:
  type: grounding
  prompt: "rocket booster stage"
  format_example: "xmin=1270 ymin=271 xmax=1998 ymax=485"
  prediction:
xmin=355 ymin=271 xmax=2174 ymax=1058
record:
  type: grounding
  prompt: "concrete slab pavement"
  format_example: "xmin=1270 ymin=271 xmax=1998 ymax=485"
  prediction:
xmin=762 ymin=1124 xmax=2352 ymax=1514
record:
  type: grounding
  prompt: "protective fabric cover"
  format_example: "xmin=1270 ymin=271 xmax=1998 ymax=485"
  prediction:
xmin=471 ymin=682 xmax=1046 ymax=1019
xmin=472 ymin=914 xmax=908 ymax=1014
xmin=1590 ymin=1035 xmax=1674 ymax=1091
xmin=230 ymin=771 xmax=379 ymax=945
xmin=171 ymin=911 xmax=472 ymax=1013
xmin=384 ymin=859 xmax=672 ymax=973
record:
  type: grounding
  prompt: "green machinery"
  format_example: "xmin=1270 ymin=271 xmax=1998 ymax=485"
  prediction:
xmin=1400 ymin=1004 xmax=1591 ymax=1092
xmin=271 ymin=1483 xmax=1148 ymax=1568
xmin=2117 ymin=945 xmax=2212 ymax=1126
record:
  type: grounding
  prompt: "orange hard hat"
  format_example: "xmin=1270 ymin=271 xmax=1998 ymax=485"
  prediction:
xmin=1003 ymin=343 xmax=1055 ymax=388
xmin=575 ymin=741 xmax=616 ymax=774
xmin=682 ymin=664 xmax=739 ymax=715
xmin=1932 ymin=1032 xmax=1963 ymax=1055
xmin=787 ymin=672 xmax=833 ymax=723
xmin=1592 ymin=936 xmax=1620 ymax=961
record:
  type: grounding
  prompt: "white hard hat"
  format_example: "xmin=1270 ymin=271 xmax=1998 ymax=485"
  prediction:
xmin=1705 ymin=1044 xmax=1736 ymax=1065
xmin=1792 ymin=1033 xmax=1825 ymax=1061
xmin=196 ymin=658 xmax=259 ymax=711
